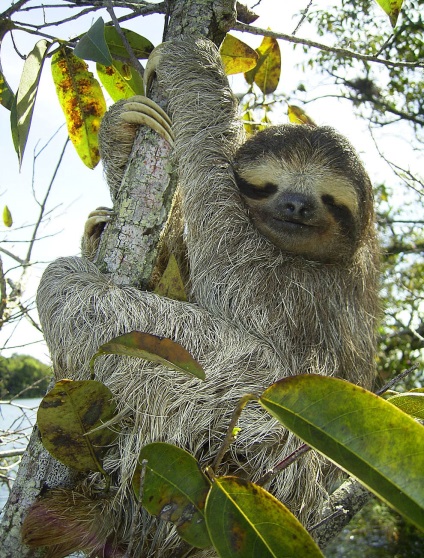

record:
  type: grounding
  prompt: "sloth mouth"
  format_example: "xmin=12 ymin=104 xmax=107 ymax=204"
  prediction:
xmin=273 ymin=217 xmax=316 ymax=229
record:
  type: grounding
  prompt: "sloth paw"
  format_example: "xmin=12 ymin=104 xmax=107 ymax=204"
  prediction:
xmin=81 ymin=207 xmax=115 ymax=260
xmin=120 ymin=95 xmax=174 ymax=145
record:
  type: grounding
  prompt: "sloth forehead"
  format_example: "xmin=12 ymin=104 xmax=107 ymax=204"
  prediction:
xmin=238 ymin=155 xmax=359 ymax=212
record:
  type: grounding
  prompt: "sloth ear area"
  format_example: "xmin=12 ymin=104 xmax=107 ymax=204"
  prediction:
xmin=120 ymin=95 xmax=174 ymax=145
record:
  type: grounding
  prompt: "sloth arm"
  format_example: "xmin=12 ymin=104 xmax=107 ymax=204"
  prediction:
xmin=36 ymin=255 xmax=228 ymax=378
xmin=37 ymin=40 xmax=248 ymax=375
xmin=154 ymin=41 xmax=252 ymax=311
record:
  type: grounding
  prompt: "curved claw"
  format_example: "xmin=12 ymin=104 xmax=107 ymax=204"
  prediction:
xmin=144 ymin=43 xmax=166 ymax=97
xmin=84 ymin=207 xmax=115 ymax=241
xmin=121 ymin=95 xmax=174 ymax=145
xmin=81 ymin=207 xmax=115 ymax=260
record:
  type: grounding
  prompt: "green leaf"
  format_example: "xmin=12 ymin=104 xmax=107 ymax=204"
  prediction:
xmin=220 ymin=34 xmax=258 ymax=75
xmin=244 ymin=36 xmax=281 ymax=95
xmin=37 ymin=379 xmax=119 ymax=473
xmin=205 ymin=477 xmax=324 ymax=557
xmin=12 ymin=39 xmax=49 ymax=165
xmin=134 ymin=442 xmax=211 ymax=549
xmin=374 ymin=0 xmax=403 ymax=27
xmin=388 ymin=392 xmax=424 ymax=420
xmin=90 ymin=331 xmax=205 ymax=380
xmin=96 ymin=59 xmax=144 ymax=101
xmin=260 ymin=375 xmax=424 ymax=531
xmin=104 ymin=26 xmax=154 ymax=60
xmin=51 ymin=48 xmax=106 ymax=168
xmin=154 ymin=254 xmax=187 ymax=301
xmin=74 ymin=17 xmax=112 ymax=66
xmin=0 ymin=69 xmax=14 ymax=110
xmin=3 ymin=205 xmax=12 ymax=227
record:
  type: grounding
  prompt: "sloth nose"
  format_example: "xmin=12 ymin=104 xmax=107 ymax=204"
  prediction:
xmin=278 ymin=193 xmax=316 ymax=220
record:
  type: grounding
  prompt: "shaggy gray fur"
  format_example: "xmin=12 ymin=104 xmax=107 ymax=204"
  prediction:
xmin=37 ymin=40 xmax=380 ymax=556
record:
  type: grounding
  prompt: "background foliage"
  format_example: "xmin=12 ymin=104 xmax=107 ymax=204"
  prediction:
xmin=0 ymin=354 xmax=51 ymax=398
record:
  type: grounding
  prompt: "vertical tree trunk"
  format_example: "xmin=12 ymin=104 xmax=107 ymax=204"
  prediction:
xmin=0 ymin=1 xmax=236 ymax=555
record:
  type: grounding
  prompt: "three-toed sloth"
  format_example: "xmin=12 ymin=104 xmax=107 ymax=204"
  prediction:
xmin=37 ymin=39 xmax=380 ymax=557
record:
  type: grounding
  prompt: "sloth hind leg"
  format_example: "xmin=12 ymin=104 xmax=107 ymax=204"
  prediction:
xmin=81 ymin=207 xmax=115 ymax=259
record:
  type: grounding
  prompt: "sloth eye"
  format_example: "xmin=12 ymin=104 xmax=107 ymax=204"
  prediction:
xmin=322 ymin=194 xmax=337 ymax=207
xmin=234 ymin=172 xmax=278 ymax=200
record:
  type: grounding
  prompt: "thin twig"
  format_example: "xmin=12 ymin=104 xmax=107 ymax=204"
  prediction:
xmin=376 ymin=363 xmax=420 ymax=395
xmin=292 ymin=0 xmax=313 ymax=36
xmin=0 ymin=257 xmax=7 ymax=325
xmin=211 ymin=393 xmax=258 ymax=471
xmin=106 ymin=1 xmax=145 ymax=77
xmin=0 ymin=0 xmax=30 ymax=18
xmin=0 ymin=449 xmax=26 ymax=459
xmin=256 ymin=443 xmax=311 ymax=486
xmin=25 ymin=138 xmax=69 ymax=264
xmin=233 ymin=22 xmax=424 ymax=70
xmin=0 ymin=248 xmax=25 ymax=266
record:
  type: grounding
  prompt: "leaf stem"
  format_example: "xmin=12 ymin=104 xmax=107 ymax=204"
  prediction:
xmin=256 ymin=443 xmax=311 ymax=486
xmin=211 ymin=393 xmax=258 ymax=472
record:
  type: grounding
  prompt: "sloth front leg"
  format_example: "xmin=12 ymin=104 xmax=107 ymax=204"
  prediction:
xmin=120 ymin=95 xmax=174 ymax=146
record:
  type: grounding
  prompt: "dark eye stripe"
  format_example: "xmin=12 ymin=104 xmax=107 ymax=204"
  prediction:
xmin=322 ymin=195 xmax=357 ymax=240
xmin=234 ymin=172 xmax=278 ymax=200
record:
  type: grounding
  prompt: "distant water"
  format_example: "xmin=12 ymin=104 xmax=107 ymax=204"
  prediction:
xmin=0 ymin=398 xmax=41 ymax=510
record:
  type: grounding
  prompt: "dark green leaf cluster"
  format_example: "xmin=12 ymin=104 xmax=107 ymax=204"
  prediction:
xmin=374 ymin=184 xmax=424 ymax=384
xmin=33 ymin=366 xmax=424 ymax=556
xmin=0 ymin=353 xmax=51 ymax=398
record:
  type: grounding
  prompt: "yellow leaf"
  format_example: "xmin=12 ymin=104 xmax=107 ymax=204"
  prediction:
xmin=374 ymin=0 xmax=403 ymax=27
xmin=51 ymin=48 xmax=106 ymax=168
xmin=97 ymin=60 xmax=144 ymax=102
xmin=288 ymin=105 xmax=316 ymax=126
xmin=3 ymin=205 xmax=12 ymax=227
xmin=245 ymin=36 xmax=281 ymax=95
xmin=154 ymin=253 xmax=187 ymax=301
xmin=220 ymin=34 xmax=258 ymax=75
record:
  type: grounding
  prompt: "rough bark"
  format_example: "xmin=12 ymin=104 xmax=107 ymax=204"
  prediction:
xmin=0 ymin=1 xmax=236 ymax=556
xmin=95 ymin=127 xmax=174 ymax=288
xmin=313 ymin=478 xmax=372 ymax=548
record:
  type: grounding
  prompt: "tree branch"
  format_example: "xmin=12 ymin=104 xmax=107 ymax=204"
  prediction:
xmin=233 ymin=22 xmax=424 ymax=70
xmin=312 ymin=477 xmax=372 ymax=548
xmin=0 ymin=257 xmax=7 ymax=327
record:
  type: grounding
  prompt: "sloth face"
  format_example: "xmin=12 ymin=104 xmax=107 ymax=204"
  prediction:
xmin=233 ymin=125 xmax=374 ymax=263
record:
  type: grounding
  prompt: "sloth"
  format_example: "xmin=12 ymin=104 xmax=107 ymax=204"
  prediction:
xmin=36 ymin=39 xmax=380 ymax=556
